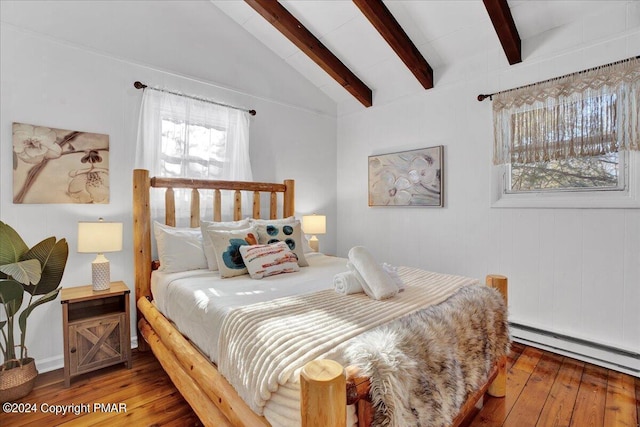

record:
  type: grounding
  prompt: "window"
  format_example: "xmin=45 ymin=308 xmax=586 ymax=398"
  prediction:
xmin=509 ymin=153 xmax=623 ymax=193
xmin=136 ymin=88 xmax=252 ymax=221
xmin=160 ymin=118 xmax=227 ymax=178
xmin=491 ymin=57 xmax=639 ymax=208
xmin=507 ymin=95 xmax=623 ymax=193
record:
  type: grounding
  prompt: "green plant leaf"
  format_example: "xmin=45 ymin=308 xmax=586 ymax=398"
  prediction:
xmin=0 ymin=221 xmax=29 ymax=266
xmin=0 ymin=259 xmax=41 ymax=286
xmin=0 ymin=279 xmax=24 ymax=317
xmin=22 ymin=238 xmax=68 ymax=296
xmin=0 ymin=320 xmax=6 ymax=330
xmin=18 ymin=287 xmax=60 ymax=335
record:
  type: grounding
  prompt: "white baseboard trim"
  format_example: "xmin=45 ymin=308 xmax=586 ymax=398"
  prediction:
xmin=35 ymin=355 xmax=64 ymax=374
xmin=510 ymin=323 xmax=640 ymax=378
xmin=35 ymin=336 xmax=139 ymax=374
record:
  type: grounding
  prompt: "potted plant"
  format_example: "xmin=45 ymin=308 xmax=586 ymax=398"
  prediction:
xmin=0 ymin=221 xmax=68 ymax=402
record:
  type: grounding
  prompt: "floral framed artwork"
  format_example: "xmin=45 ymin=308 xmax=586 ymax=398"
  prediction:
xmin=368 ymin=146 xmax=444 ymax=207
xmin=13 ymin=122 xmax=110 ymax=204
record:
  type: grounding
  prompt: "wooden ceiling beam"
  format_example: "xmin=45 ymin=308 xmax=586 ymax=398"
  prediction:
xmin=483 ymin=0 xmax=522 ymax=65
xmin=353 ymin=0 xmax=433 ymax=89
xmin=244 ymin=0 xmax=372 ymax=107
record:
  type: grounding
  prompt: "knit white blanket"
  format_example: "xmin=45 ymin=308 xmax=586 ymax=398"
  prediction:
xmin=217 ymin=267 xmax=479 ymax=418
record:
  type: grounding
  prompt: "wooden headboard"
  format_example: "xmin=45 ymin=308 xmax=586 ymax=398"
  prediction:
xmin=132 ymin=169 xmax=295 ymax=336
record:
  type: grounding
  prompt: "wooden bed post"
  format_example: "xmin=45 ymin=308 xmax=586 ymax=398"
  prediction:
xmin=486 ymin=274 xmax=508 ymax=397
xmin=133 ymin=169 xmax=152 ymax=352
xmin=301 ymin=359 xmax=346 ymax=427
xmin=284 ymin=179 xmax=295 ymax=218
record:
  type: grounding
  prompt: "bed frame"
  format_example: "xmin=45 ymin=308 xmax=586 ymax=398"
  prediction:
xmin=132 ymin=168 xmax=508 ymax=427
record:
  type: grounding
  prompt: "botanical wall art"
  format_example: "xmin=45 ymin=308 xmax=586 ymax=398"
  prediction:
xmin=13 ymin=122 xmax=110 ymax=204
xmin=369 ymin=146 xmax=444 ymax=207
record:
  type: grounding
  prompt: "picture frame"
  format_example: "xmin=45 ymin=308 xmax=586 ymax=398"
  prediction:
xmin=12 ymin=122 xmax=110 ymax=204
xmin=368 ymin=146 xmax=444 ymax=207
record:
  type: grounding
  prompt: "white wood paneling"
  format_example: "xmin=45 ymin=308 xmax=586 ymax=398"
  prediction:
xmin=623 ymin=211 xmax=640 ymax=349
xmin=537 ymin=211 xmax=556 ymax=325
xmin=581 ymin=211 xmax=626 ymax=345
xmin=549 ymin=211 xmax=585 ymax=334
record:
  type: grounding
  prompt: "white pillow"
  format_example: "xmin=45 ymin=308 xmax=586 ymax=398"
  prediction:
xmin=250 ymin=216 xmax=295 ymax=226
xmin=205 ymin=226 xmax=259 ymax=278
xmin=254 ymin=220 xmax=309 ymax=267
xmin=239 ymin=241 xmax=300 ymax=279
xmin=200 ymin=218 xmax=251 ymax=270
xmin=154 ymin=222 xmax=207 ymax=273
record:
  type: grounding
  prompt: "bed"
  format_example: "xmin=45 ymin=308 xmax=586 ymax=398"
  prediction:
xmin=132 ymin=168 xmax=509 ymax=427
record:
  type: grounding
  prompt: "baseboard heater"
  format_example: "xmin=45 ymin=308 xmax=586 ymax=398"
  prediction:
xmin=509 ymin=322 xmax=639 ymax=375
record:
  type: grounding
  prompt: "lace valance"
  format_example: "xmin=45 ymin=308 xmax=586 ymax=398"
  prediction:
xmin=493 ymin=57 xmax=640 ymax=165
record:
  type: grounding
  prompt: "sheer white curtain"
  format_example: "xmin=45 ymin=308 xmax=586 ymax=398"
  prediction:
xmin=136 ymin=88 xmax=253 ymax=224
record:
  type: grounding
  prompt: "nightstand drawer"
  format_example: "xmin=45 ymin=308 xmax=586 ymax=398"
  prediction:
xmin=68 ymin=312 xmax=127 ymax=376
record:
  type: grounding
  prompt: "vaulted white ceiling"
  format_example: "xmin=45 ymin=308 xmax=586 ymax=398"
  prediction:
xmin=213 ymin=0 xmax=636 ymax=113
xmin=1 ymin=0 xmax=636 ymax=117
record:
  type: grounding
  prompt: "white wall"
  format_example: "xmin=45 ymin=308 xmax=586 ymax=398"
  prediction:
xmin=0 ymin=2 xmax=337 ymax=371
xmin=337 ymin=3 xmax=640 ymax=372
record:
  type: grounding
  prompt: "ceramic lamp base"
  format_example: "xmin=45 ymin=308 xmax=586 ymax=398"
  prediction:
xmin=91 ymin=255 xmax=111 ymax=291
xmin=309 ymin=236 xmax=319 ymax=252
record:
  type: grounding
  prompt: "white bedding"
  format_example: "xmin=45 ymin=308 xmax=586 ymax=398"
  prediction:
xmin=150 ymin=252 xmax=349 ymax=363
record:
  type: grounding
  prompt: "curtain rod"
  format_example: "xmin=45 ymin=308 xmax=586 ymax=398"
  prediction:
xmin=133 ymin=81 xmax=257 ymax=116
xmin=477 ymin=55 xmax=640 ymax=102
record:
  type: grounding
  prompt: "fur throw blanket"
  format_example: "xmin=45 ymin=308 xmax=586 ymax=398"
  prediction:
xmin=343 ymin=285 xmax=510 ymax=427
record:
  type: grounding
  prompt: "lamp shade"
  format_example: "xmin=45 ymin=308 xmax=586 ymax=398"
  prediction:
xmin=78 ymin=220 xmax=123 ymax=253
xmin=302 ymin=215 xmax=326 ymax=235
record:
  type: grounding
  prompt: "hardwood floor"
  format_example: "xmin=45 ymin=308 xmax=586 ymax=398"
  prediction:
xmin=2 ymin=343 xmax=638 ymax=426
xmin=1 ymin=350 xmax=202 ymax=427
xmin=471 ymin=342 xmax=639 ymax=427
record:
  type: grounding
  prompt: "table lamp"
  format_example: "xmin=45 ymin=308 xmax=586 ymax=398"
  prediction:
xmin=78 ymin=218 xmax=123 ymax=291
xmin=302 ymin=214 xmax=326 ymax=252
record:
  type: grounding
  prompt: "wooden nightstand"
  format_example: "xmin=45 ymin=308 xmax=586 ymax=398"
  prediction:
xmin=60 ymin=281 xmax=132 ymax=387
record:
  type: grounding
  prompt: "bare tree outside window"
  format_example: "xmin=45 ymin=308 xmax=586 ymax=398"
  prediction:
xmin=509 ymin=153 xmax=620 ymax=192
xmin=160 ymin=118 xmax=226 ymax=178
xmin=506 ymin=95 xmax=623 ymax=193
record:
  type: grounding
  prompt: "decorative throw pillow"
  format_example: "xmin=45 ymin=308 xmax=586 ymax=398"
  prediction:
xmin=254 ymin=220 xmax=308 ymax=267
xmin=252 ymin=216 xmax=313 ymax=254
xmin=153 ymin=222 xmax=208 ymax=273
xmin=200 ymin=218 xmax=251 ymax=270
xmin=239 ymin=241 xmax=300 ymax=279
xmin=206 ymin=226 xmax=259 ymax=278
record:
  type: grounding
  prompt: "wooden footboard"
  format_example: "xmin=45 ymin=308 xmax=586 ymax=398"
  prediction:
xmin=132 ymin=169 xmax=508 ymax=427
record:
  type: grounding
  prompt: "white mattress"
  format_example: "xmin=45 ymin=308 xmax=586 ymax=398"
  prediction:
xmin=150 ymin=252 xmax=349 ymax=364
